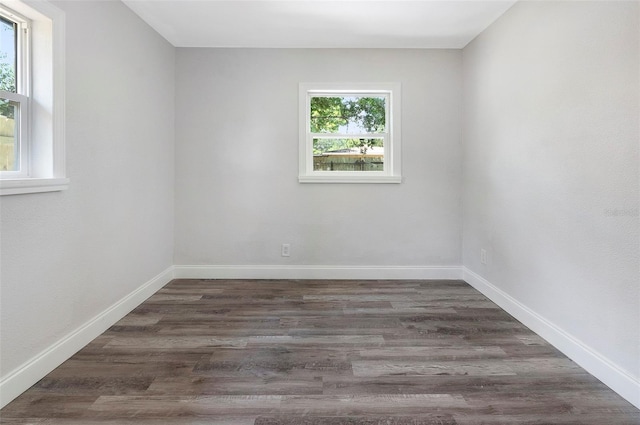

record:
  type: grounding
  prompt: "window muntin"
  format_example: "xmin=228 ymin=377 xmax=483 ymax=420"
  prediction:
xmin=0 ymin=7 xmax=28 ymax=177
xmin=299 ymin=83 xmax=401 ymax=183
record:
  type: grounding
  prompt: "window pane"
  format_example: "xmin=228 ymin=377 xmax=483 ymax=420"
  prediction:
xmin=310 ymin=96 xmax=386 ymax=134
xmin=313 ymin=138 xmax=384 ymax=172
xmin=0 ymin=98 xmax=18 ymax=171
xmin=0 ymin=17 xmax=16 ymax=93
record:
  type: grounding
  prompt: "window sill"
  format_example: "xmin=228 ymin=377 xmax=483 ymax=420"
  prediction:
xmin=299 ymin=175 xmax=402 ymax=184
xmin=0 ymin=177 xmax=70 ymax=196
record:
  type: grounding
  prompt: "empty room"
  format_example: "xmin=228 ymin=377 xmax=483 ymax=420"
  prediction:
xmin=0 ymin=0 xmax=638 ymax=423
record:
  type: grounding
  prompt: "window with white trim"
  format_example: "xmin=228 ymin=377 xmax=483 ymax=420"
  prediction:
xmin=0 ymin=9 xmax=28 ymax=177
xmin=299 ymin=83 xmax=402 ymax=184
xmin=0 ymin=0 xmax=66 ymax=196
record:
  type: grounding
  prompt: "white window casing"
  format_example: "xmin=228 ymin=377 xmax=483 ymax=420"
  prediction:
xmin=0 ymin=0 xmax=67 ymax=196
xmin=299 ymin=82 xmax=402 ymax=184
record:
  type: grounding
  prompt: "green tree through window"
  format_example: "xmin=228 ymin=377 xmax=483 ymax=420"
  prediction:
xmin=310 ymin=96 xmax=385 ymax=154
xmin=0 ymin=63 xmax=15 ymax=118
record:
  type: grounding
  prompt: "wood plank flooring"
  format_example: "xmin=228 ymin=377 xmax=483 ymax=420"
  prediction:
xmin=1 ymin=279 xmax=638 ymax=424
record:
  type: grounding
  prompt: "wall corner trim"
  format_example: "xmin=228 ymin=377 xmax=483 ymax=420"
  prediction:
xmin=462 ymin=267 xmax=640 ymax=409
xmin=173 ymin=264 xmax=463 ymax=281
xmin=0 ymin=266 xmax=175 ymax=409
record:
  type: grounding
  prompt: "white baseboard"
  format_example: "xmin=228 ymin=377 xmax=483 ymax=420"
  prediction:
xmin=4 ymin=265 xmax=636 ymax=410
xmin=173 ymin=264 xmax=463 ymax=280
xmin=0 ymin=266 xmax=175 ymax=409
xmin=462 ymin=267 xmax=640 ymax=409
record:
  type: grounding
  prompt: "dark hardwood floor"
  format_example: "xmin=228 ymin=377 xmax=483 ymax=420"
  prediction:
xmin=1 ymin=279 xmax=638 ymax=424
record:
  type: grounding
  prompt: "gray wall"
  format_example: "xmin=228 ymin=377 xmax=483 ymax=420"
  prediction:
xmin=0 ymin=0 xmax=175 ymax=378
xmin=462 ymin=1 xmax=639 ymax=380
xmin=174 ymin=48 xmax=463 ymax=267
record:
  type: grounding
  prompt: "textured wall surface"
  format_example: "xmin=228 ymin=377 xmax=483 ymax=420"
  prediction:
xmin=174 ymin=48 xmax=463 ymax=267
xmin=462 ymin=1 xmax=639 ymax=379
xmin=0 ymin=0 xmax=175 ymax=378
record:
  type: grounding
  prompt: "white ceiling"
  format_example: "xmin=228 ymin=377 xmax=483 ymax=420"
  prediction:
xmin=122 ymin=0 xmax=517 ymax=49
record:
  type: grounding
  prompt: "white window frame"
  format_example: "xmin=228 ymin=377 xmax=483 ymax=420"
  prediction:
xmin=0 ymin=0 xmax=66 ymax=196
xmin=299 ymin=82 xmax=402 ymax=184
xmin=0 ymin=7 xmax=29 ymax=179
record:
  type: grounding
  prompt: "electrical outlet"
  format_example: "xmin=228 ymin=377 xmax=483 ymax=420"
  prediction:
xmin=281 ymin=243 xmax=290 ymax=257
xmin=480 ymin=249 xmax=487 ymax=265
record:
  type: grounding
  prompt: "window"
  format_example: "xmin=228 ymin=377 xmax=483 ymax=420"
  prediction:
xmin=0 ymin=9 xmax=28 ymax=177
xmin=0 ymin=0 xmax=66 ymax=196
xmin=299 ymin=83 xmax=402 ymax=183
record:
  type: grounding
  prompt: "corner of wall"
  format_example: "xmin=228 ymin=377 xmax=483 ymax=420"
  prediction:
xmin=0 ymin=267 xmax=175 ymax=409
